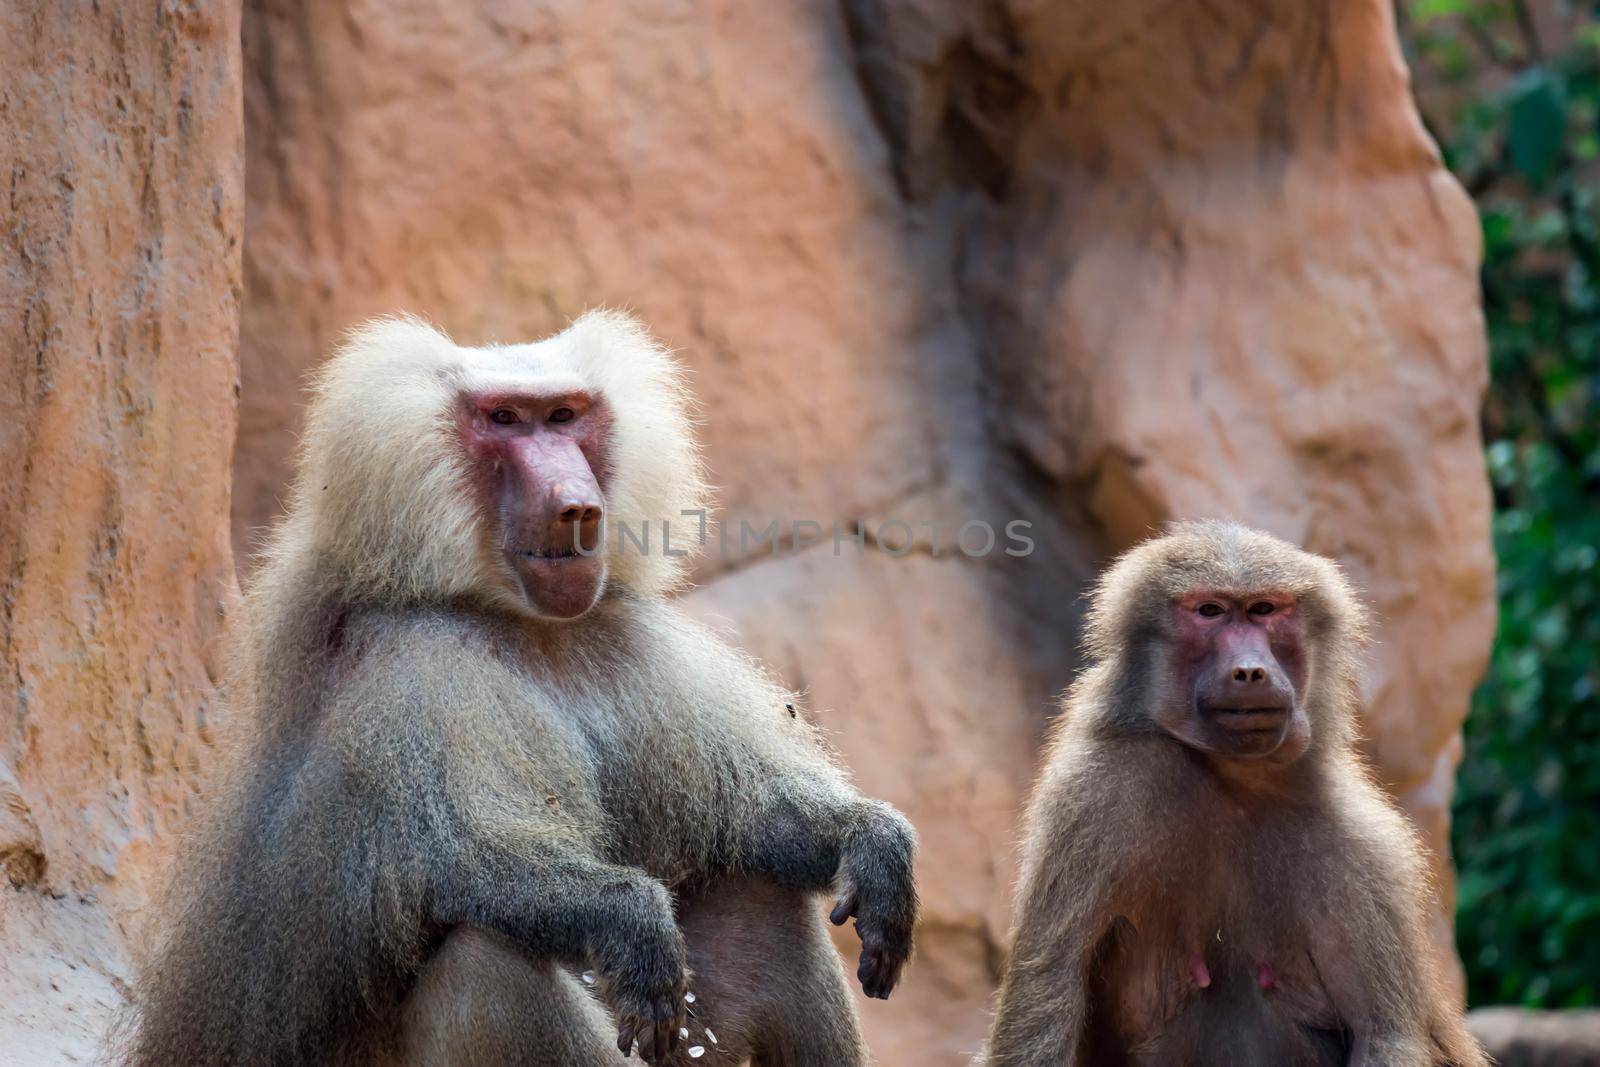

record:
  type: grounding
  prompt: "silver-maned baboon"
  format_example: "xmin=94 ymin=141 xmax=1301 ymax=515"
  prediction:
xmin=983 ymin=521 xmax=1484 ymax=1067
xmin=122 ymin=312 xmax=918 ymax=1067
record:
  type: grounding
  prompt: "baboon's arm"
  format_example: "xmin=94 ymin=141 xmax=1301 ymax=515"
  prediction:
xmin=1318 ymin=886 xmax=1435 ymax=1067
xmin=985 ymin=763 xmax=1126 ymax=1067
xmin=1307 ymin=799 xmax=1478 ymax=1067
xmin=652 ymin=603 xmax=918 ymax=995
xmin=986 ymin=867 xmax=1107 ymax=1065
xmin=430 ymin=836 xmax=689 ymax=1057
xmin=737 ymin=779 xmax=918 ymax=999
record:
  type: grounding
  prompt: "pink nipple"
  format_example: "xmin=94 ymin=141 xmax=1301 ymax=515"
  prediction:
xmin=1187 ymin=954 xmax=1212 ymax=989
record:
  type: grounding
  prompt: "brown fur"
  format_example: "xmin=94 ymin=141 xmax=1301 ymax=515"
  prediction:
xmin=981 ymin=522 xmax=1485 ymax=1067
xmin=117 ymin=312 xmax=917 ymax=1067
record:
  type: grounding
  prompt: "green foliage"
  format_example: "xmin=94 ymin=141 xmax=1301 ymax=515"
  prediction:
xmin=1403 ymin=0 xmax=1600 ymax=1009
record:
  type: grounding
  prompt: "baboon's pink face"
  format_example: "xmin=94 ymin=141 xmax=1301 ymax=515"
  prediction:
xmin=1160 ymin=591 xmax=1312 ymax=761
xmin=458 ymin=389 xmax=613 ymax=620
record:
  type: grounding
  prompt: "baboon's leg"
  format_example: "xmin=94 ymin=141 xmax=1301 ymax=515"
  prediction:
xmin=397 ymin=882 xmax=865 ymax=1067
xmin=396 ymin=926 xmax=627 ymax=1067
xmin=678 ymin=876 xmax=867 ymax=1067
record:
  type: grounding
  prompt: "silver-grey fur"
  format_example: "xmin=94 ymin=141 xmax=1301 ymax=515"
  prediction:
xmin=118 ymin=312 xmax=918 ymax=1067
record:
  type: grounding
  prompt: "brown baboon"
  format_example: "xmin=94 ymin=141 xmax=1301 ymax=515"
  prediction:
xmin=121 ymin=312 xmax=917 ymax=1067
xmin=982 ymin=522 xmax=1485 ymax=1067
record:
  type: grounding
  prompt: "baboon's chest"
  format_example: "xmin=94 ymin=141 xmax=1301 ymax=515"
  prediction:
xmin=569 ymin=687 xmax=755 ymax=881
xmin=528 ymin=619 xmax=802 ymax=885
xmin=1086 ymin=865 xmax=1345 ymax=1065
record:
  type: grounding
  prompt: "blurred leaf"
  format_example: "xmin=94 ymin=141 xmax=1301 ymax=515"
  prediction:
xmin=1413 ymin=0 xmax=1473 ymax=20
xmin=1509 ymin=73 xmax=1568 ymax=188
xmin=1403 ymin=0 xmax=1600 ymax=1012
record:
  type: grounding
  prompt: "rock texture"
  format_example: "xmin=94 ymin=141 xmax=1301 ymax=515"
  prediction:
xmin=232 ymin=1 xmax=1493 ymax=1062
xmin=0 ymin=2 xmax=243 ymax=1062
xmin=1469 ymin=1008 xmax=1600 ymax=1067
xmin=0 ymin=0 xmax=1493 ymax=1064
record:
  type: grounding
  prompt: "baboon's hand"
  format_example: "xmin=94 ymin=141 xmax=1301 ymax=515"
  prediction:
xmin=599 ymin=889 xmax=689 ymax=1065
xmin=829 ymin=806 xmax=917 ymax=1000
xmin=830 ymin=882 xmax=914 ymax=999
xmin=610 ymin=962 xmax=687 ymax=1066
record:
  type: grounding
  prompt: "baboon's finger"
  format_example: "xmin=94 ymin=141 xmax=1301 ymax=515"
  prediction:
xmin=618 ymin=1019 xmax=640 ymax=1057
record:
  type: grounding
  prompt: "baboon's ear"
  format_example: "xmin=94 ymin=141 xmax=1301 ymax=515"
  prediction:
xmin=275 ymin=316 xmax=494 ymax=608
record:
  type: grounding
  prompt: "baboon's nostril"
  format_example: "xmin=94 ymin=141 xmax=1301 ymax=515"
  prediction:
xmin=559 ymin=503 xmax=603 ymax=524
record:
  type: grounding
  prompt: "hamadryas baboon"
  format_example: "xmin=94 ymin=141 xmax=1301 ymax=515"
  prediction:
xmin=122 ymin=312 xmax=918 ymax=1067
xmin=982 ymin=521 xmax=1485 ymax=1067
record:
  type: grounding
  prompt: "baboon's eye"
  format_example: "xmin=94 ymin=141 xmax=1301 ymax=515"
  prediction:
xmin=1248 ymin=601 xmax=1276 ymax=616
xmin=549 ymin=406 xmax=575 ymax=424
xmin=1197 ymin=602 xmax=1225 ymax=618
xmin=488 ymin=408 xmax=520 ymax=425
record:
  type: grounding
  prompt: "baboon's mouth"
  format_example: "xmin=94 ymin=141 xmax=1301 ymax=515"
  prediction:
xmin=516 ymin=547 xmax=585 ymax=561
xmin=1200 ymin=703 xmax=1288 ymax=733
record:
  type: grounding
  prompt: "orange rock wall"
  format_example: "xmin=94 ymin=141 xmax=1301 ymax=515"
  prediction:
xmin=0 ymin=1 xmax=1491 ymax=1064
xmin=0 ymin=2 xmax=243 ymax=1062
xmin=234 ymin=3 xmax=1492 ymax=1062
